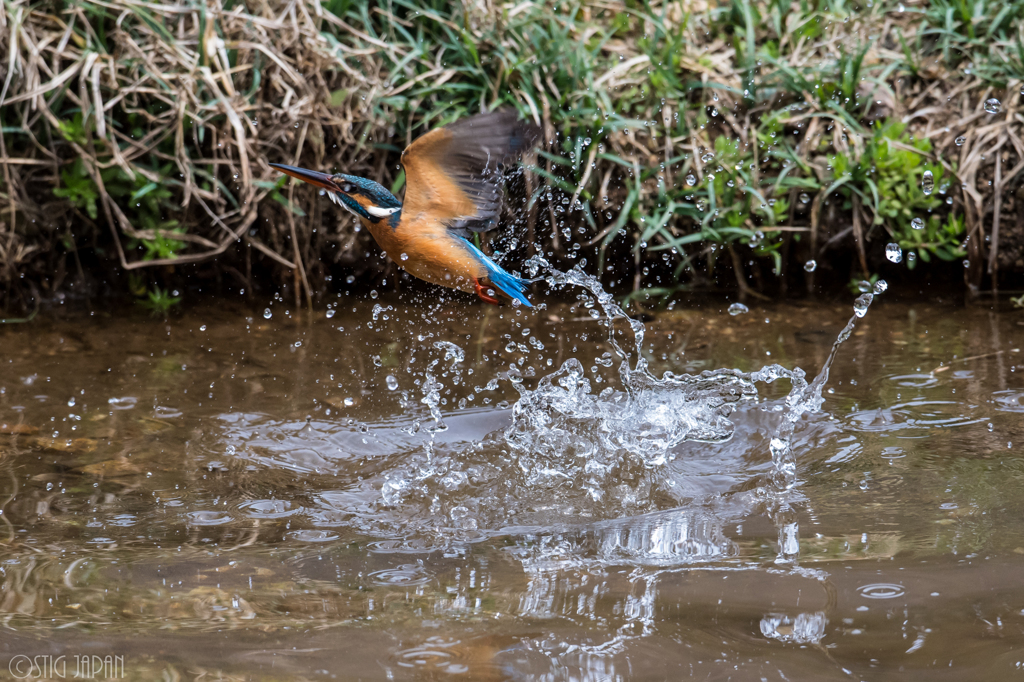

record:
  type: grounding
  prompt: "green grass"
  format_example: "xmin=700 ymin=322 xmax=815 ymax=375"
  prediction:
xmin=1 ymin=0 xmax=1021 ymax=310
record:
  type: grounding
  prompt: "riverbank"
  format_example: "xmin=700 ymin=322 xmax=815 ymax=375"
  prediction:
xmin=1 ymin=0 xmax=1023 ymax=314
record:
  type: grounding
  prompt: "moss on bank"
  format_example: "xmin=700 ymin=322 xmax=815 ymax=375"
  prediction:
xmin=1 ymin=0 xmax=1023 ymax=313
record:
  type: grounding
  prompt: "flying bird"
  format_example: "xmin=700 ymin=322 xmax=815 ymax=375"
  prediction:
xmin=270 ymin=109 xmax=540 ymax=306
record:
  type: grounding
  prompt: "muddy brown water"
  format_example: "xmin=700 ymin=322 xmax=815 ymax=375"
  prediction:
xmin=0 ymin=294 xmax=1023 ymax=681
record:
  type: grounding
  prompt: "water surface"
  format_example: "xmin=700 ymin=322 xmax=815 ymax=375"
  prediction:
xmin=1 ymin=293 xmax=1022 ymax=680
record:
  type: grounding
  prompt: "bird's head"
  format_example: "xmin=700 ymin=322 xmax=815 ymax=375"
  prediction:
xmin=269 ymin=163 xmax=401 ymax=224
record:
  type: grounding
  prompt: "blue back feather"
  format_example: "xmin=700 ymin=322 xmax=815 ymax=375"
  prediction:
xmin=460 ymin=238 xmax=532 ymax=307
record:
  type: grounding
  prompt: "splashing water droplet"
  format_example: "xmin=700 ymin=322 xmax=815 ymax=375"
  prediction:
xmin=955 ymin=136 xmax=966 ymax=146
xmin=263 ymin=308 xmax=272 ymax=319
xmin=804 ymin=260 xmax=817 ymax=272
xmin=856 ymin=280 xmax=872 ymax=293
xmin=921 ymin=170 xmax=934 ymax=195
xmin=760 ymin=612 xmax=828 ymax=644
xmin=370 ymin=290 xmax=379 ymax=299
xmin=963 ymin=259 xmax=970 ymax=268
xmin=326 ymin=308 xmax=336 ymax=319
xmin=386 ymin=375 xmax=399 ymax=390
xmin=728 ymin=302 xmax=749 ymax=316
xmin=984 ymin=98 xmax=1001 ymax=114
xmin=343 ymin=397 xmax=354 ymax=407
xmin=798 ymin=193 xmax=810 ymax=204
xmin=907 ymin=251 xmax=917 ymax=264
xmin=400 ymin=253 xmax=409 ymax=261
xmin=911 ymin=217 xmax=924 ymax=230
xmin=885 ymin=243 xmax=903 ymax=263
xmin=695 ymin=198 xmax=708 ymax=212
xmin=873 ymin=279 xmax=888 ymax=294
xmin=685 ymin=174 xmax=696 ymax=187
xmin=853 ymin=293 xmax=873 ymax=318
xmin=701 ymin=152 xmax=714 ymax=163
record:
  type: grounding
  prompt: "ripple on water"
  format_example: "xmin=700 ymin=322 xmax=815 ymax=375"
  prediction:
xmin=153 ymin=406 xmax=183 ymax=418
xmin=369 ymin=564 xmax=432 ymax=586
xmin=857 ymin=583 xmax=906 ymax=599
xmin=237 ymin=499 xmax=301 ymax=519
xmin=887 ymin=373 xmax=940 ymax=389
xmin=848 ymin=401 xmax=985 ymax=433
xmin=186 ymin=511 xmax=233 ymax=526
xmin=992 ymin=390 xmax=1024 ymax=413
xmin=107 ymin=396 xmax=138 ymax=410
xmin=394 ymin=637 xmax=464 ymax=673
xmin=86 ymin=537 xmax=116 ymax=544
xmin=317 ymin=489 xmax=377 ymax=516
xmin=286 ymin=529 xmax=338 ymax=543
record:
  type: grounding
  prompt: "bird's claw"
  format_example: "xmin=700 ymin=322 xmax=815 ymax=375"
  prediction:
xmin=474 ymin=278 xmax=501 ymax=306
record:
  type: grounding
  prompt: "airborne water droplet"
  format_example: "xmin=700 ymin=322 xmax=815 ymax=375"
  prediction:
xmin=984 ymin=98 xmax=1001 ymax=114
xmin=853 ymin=293 xmax=873 ymax=318
xmin=685 ymin=174 xmax=696 ymax=187
xmin=921 ymin=170 xmax=934 ymax=195
xmin=263 ymin=308 xmax=272 ymax=319
xmin=386 ymin=375 xmax=399 ymax=390
xmin=804 ymin=260 xmax=817 ymax=272
xmin=873 ymin=279 xmax=888 ymax=294
xmin=798 ymin=193 xmax=810 ymax=204
xmin=400 ymin=252 xmax=409 ymax=261
xmin=728 ymin=302 xmax=749 ymax=316
xmin=955 ymin=136 xmax=966 ymax=146
xmin=911 ymin=217 xmax=924 ymax=230
xmin=885 ymin=243 xmax=903 ymax=263
xmin=326 ymin=308 xmax=336 ymax=319
xmin=857 ymin=280 xmax=872 ymax=293
xmin=695 ymin=198 xmax=707 ymax=212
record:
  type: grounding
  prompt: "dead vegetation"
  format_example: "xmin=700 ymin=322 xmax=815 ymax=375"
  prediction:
xmin=0 ymin=0 xmax=1022 ymax=313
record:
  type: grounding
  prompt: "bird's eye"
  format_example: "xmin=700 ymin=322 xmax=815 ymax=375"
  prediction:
xmin=341 ymin=183 xmax=354 ymax=193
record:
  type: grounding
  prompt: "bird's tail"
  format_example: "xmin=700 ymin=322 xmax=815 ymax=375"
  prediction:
xmin=460 ymin=238 xmax=533 ymax=308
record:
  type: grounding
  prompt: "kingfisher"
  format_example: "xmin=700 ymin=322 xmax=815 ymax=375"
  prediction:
xmin=270 ymin=109 xmax=540 ymax=307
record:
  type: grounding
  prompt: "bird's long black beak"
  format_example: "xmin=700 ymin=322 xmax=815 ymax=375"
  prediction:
xmin=269 ymin=163 xmax=340 ymax=192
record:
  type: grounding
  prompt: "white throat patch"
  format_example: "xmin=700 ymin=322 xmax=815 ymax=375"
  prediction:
xmin=327 ymin=191 xmax=398 ymax=219
xmin=365 ymin=205 xmax=400 ymax=218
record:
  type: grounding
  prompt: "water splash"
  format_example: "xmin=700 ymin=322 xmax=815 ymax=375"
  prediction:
xmin=346 ymin=260 xmax=880 ymax=565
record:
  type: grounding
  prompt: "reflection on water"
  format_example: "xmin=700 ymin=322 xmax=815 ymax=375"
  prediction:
xmin=761 ymin=611 xmax=829 ymax=644
xmin=0 ymin=294 xmax=1022 ymax=679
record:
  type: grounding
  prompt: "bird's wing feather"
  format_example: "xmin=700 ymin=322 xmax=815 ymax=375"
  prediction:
xmin=401 ymin=109 xmax=539 ymax=238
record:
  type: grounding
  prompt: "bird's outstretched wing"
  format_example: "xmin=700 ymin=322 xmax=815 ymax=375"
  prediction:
xmin=400 ymin=109 xmax=540 ymax=237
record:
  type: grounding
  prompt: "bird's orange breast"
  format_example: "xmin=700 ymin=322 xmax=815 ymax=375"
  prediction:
xmin=361 ymin=214 xmax=487 ymax=294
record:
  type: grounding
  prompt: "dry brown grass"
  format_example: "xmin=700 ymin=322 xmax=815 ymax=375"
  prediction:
xmin=1 ymin=0 xmax=1023 ymax=313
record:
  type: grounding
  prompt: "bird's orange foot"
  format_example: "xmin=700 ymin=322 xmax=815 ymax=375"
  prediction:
xmin=474 ymin=278 xmax=501 ymax=306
